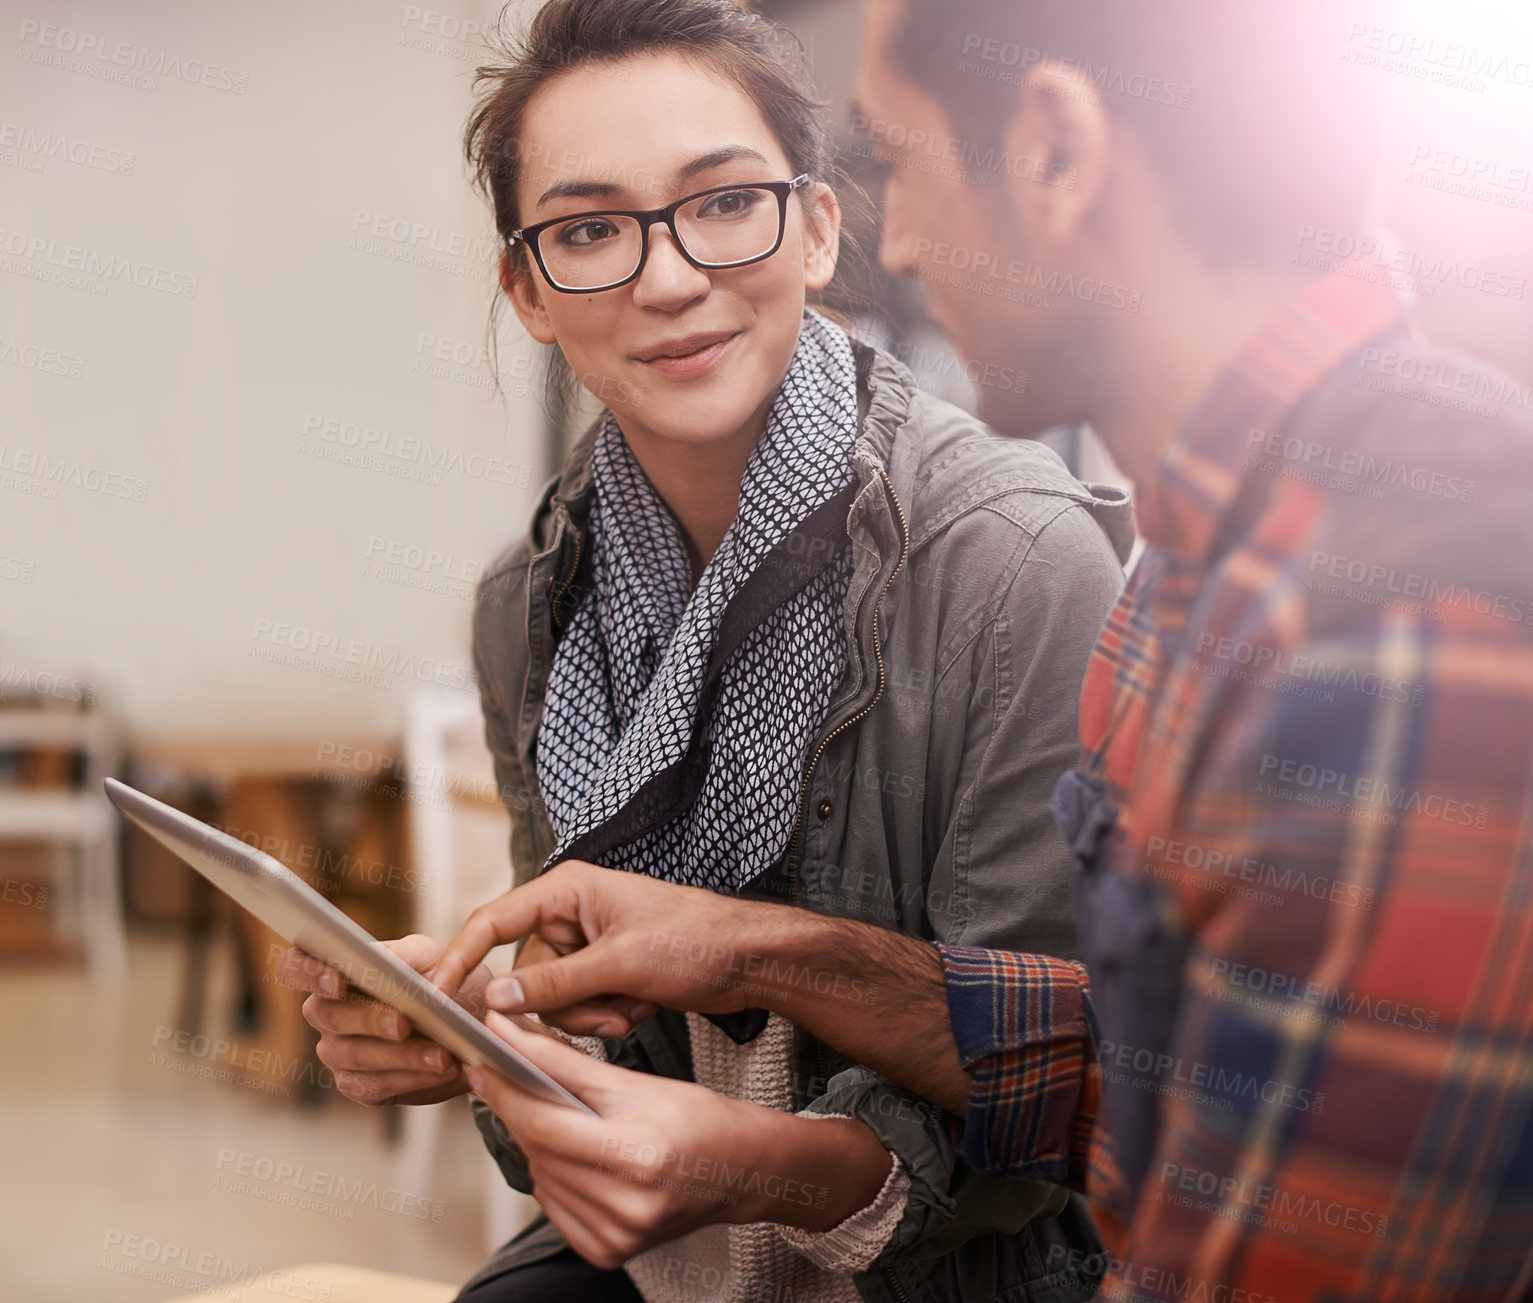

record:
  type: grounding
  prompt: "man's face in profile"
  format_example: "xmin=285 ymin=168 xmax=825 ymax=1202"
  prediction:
xmin=854 ymin=0 xmax=1095 ymax=435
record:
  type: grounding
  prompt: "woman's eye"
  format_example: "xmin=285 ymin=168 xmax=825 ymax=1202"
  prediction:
xmin=698 ymin=189 xmax=761 ymax=219
xmin=557 ymin=218 xmax=619 ymax=247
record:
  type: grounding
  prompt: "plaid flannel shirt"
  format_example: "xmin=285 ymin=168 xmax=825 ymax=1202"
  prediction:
xmin=941 ymin=273 xmax=1533 ymax=1301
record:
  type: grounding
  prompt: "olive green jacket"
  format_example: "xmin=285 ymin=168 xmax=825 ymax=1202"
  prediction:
xmin=464 ymin=342 xmax=1133 ymax=1302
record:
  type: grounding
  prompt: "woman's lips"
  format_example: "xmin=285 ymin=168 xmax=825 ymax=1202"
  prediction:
xmin=636 ymin=331 xmax=740 ymax=380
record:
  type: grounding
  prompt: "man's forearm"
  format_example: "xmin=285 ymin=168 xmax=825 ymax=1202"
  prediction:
xmin=730 ymin=904 xmax=971 ymax=1114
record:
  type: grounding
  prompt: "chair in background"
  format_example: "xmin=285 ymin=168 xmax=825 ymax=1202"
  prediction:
xmin=0 ymin=699 xmax=125 ymax=974
xmin=398 ymin=682 xmax=537 ymax=1253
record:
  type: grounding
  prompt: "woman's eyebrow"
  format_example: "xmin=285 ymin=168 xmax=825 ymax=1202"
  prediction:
xmin=534 ymin=144 xmax=774 ymax=210
xmin=675 ymin=144 xmax=772 ymax=181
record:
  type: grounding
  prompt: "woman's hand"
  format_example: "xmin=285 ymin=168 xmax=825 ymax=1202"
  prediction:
xmin=274 ymin=933 xmax=489 ymax=1107
xmin=467 ymin=1012 xmax=894 ymax=1270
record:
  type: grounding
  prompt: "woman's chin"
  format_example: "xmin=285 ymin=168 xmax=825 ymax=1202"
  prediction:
xmin=618 ymin=397 xmax=763 ymax=450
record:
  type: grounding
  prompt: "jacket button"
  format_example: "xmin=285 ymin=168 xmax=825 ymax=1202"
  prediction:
xmin=816 ymin=800 xmax=833 ymax=821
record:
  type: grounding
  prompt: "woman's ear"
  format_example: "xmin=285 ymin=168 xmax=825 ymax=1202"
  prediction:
xmin=800 ymin=182 xmax=843 ymax=292
xmin=501 ymin=248 xmax=559 ymax=345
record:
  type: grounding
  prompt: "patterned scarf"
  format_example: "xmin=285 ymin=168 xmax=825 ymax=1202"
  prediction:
xmin=537 ymin=311 xmax=859 ymax=892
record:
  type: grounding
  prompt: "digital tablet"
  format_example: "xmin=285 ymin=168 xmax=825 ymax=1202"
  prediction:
xmin=105 ymin=777 xmax=593 ymax=1113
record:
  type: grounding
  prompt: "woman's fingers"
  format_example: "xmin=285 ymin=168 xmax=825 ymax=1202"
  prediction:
xmin=273 ymin=947 xmax=346 ymax=998
xmin=300 ymin=990 xmax=412 ymax=1040
xmin=316 ymin=1032 xmax=451 ymax=1075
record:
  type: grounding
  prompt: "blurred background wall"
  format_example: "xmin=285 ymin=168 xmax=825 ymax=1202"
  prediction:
xmin=3 ymin=0 xmax=541 ymax=749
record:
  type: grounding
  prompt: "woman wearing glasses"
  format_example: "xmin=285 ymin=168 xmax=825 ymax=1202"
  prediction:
xmin=286 ymin=0 xmax=1130 ymax=1299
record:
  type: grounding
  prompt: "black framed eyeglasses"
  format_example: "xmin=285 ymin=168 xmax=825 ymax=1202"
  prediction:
xmin=508 ymin=175 xmax=812 ymax=294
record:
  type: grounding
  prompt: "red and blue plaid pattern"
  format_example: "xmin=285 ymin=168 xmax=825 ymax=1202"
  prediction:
xmin=943 ymin=273 xmax=1533 ymax=1301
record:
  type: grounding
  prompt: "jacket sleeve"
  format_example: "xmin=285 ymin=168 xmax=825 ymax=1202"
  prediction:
xmin=812 ymin=500 xmax=1125 ymax=1261
xmin=472 ymin=541 xmax=553 ymax=890
xmin=467 ymin=539 xmax=547 ymax=1190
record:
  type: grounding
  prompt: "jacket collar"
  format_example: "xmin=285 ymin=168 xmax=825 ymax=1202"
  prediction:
xmin=1135 ymin=272 xmax=1407 ymax=564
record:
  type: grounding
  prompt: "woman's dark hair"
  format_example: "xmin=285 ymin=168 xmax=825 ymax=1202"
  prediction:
xmin=465 ymin=0 xmax=862 ymax=406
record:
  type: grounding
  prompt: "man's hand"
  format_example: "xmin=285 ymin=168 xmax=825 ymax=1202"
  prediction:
xmin=433 ymin=861 xmax=972 ymax=1115
xmin=275 ymin=933 xmax=488 ymax=1107
xmin=466 ymin=1011 xmax=894 ymax=1269
xmin=432 ymin=861 xmax=763 ymax=1038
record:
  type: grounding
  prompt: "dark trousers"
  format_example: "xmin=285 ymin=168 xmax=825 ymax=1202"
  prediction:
xmin=454 ymin=1248 xmax=645 ymax=1302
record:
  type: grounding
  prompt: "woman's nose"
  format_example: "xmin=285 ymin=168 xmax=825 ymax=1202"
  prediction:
xmin=631 ymin=225 xmax=712 ymax=309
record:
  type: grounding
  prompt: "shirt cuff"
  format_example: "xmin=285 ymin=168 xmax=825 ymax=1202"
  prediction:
xmin=775 ymin=1113 xmax=910 ymax=1273
xmin=938 ymin=944 xmax=1098 ymax=1185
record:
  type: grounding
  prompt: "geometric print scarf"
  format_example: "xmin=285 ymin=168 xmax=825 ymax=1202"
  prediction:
xmin=536 ymin=310 xmax=859 ymax=893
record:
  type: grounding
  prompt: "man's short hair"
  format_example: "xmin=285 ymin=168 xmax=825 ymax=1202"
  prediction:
xmin=885 ymin=0 xmax=1381 ymax=262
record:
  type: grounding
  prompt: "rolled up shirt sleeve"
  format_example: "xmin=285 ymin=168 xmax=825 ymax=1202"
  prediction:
xmin=938 ymin=943 xmax=1100 ymax=1188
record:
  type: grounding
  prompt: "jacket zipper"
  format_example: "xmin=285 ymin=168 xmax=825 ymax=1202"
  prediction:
xmin=787 ymin=467 xmax=910 ymax=905
xmin=787 ymin=470 xmax=910 ymax=1143
xmin=884 ymin=1266 xmax=912 ymax=1303
xmin=548 ymin=530 xmax=581 ymax=629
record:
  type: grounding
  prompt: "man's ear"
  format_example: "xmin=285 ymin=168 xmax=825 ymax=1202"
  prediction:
xmin=501 ymin=249 xmax=558 ymax=345
xmin=1003 ymin=58 xmax=1111 ymax=241
xmin=800 ymin=182 xmax=843 ymax=292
